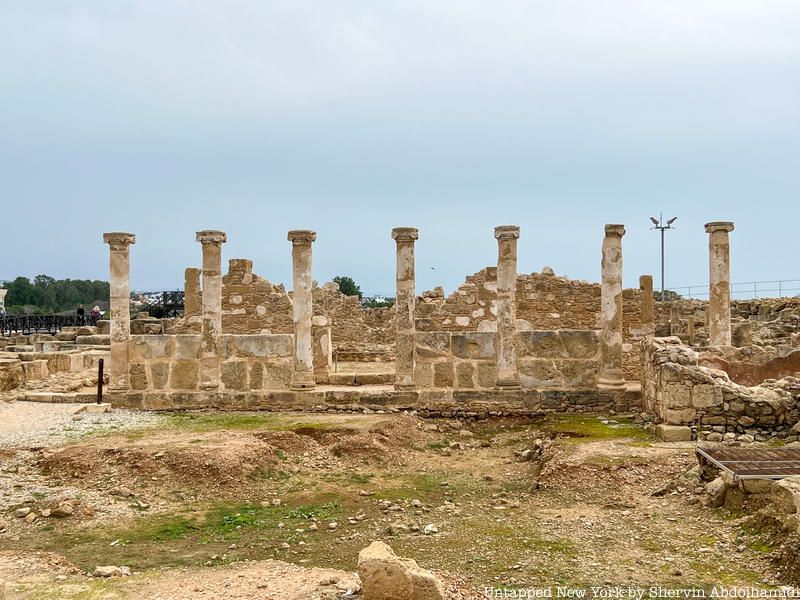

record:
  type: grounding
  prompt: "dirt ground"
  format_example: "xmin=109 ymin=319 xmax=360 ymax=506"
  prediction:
xmin=0 ymin=406 xmax=787 ymax=599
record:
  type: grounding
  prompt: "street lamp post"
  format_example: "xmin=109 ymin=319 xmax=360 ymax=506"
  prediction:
xmin=650 ymin=213 xmax=677 ymax=302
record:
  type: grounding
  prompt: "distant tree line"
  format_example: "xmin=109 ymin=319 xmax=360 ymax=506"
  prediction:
xmin=1 ymin=275 xmax=109 ymax=315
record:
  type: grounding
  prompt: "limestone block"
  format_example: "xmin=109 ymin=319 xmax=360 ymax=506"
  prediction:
xmin=476 ymin=320 xmax=497 ymax=332
xmin=0 ymin=361 xmax=23 ymax=391
xmin=150 ymin=363 xmax=170 ymax=390
xmin=415 ymin=333 xmax=451 ymax=359
xmin=559 ymin=330 xmax=600 ymax=359
xmin=476 ymin=361 xmax=497 ymax=388
xmin=249 ymin=363 xmax=264 ymax=390
xmin=772 ymin=477 xmax=800 ymax=514
xmin=96 ymin=320 xmax=111 ymax=334
xmin=75 ymin=334 xmax=111 ymax=346
xmin=221 ymin=360 xmax=248 ymax=391
xmin=220 ymin=334 xmax=293 ymax=359
xmin=518 ymin=359 xmax=562 ymax=388
xmin=413 ymin=361 xmax=434 ymax=388
xmin=559 ymin=359 xmax=600 ymax=388
xmin=664 ymin=408 xmax=696 ymax=425
xmin=170 ymin=360 xmax=199 ymax=390
xmin=357 ymin=540 xmax=445 ymax=600
xmin=516 ymin=331 xmax=567 ymax=358
xmin=130 ymin=319 xmax=164 ymax=335
xmin=433 ymin=361 xmax=455 ymax=388
xmin=130 ymin=336 xmax=175 ymax=361
xmin=692 ymin=385 xmax=723 ymax=409
xmin=450 ymin=332 xmax=496 ymax=359
xmin=130 ymin=363 xmax=148 ymax=390
xmin=175 ymin=335 xmax=202 ymax=360
xmin=655 ymin=424 xmax=692 ymax=442
xmin=455 ymin=361 xmax=476 ymax=388
xmin=21 ymin=359 xmax=48 ymax=381
xmin=262 ymin=359 xmax=293 ymax=390
xmin=664 ymin=383 xmax=692 ymax=409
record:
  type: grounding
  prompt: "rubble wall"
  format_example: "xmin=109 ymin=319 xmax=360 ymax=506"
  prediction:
xmin=416 ymin=269 xmax=645 ymax=380
xmin=641 ymin=337 xmax=799 ymax=440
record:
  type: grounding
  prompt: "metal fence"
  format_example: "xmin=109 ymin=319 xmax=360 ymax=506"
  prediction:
xmin=0 ymin=314 xmax=91 ymax=337
xmin=671 ymin=279 xmax=800 ymax=300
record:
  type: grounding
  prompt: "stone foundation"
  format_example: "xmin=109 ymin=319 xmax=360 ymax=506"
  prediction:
xmin=110 ymin=386 xmax=631 ymax=415
xmin=641 ymin=336 xmax=800 ymax=440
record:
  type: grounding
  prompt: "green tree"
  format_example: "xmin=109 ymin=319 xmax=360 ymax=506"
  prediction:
xmin=332 ymin=275 xmax=362 ymax=299
xmin=2 ymin=275 xmax=109 ymax=314
xmin=654 ymin=289 xmax=683 ymax=302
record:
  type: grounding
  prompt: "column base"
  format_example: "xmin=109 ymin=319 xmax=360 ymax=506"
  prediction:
xmin=394 ymin=383 xmax=416 ymax=392
xmin=495 ymin=378 xmax=522 ymax=390
xmin=597 ymin=370 xmax=626 ymax=390
xmin=291 ymin=371 xmax=316 ymax=392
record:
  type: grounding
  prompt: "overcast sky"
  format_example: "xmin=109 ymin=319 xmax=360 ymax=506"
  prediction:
xmin=2 ymin=1 xmax=799 ymax=297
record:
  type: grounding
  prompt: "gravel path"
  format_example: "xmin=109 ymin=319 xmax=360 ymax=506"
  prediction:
xmin=0 ymin=401 xmax=163 ymax=449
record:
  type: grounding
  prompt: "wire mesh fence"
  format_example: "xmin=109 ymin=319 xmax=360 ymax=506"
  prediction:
xmin=671 ymin=280 xmax=800 ymax=300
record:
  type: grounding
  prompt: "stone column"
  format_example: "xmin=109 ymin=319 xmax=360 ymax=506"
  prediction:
xmin=0 ymin=288 xmax=6 ymax=314
xmin=288 ymin=230 xmax=317 ymax=390
xmin=196 ymin=230 xmax=227 ymax=390
xmin=639 ymin=275 xmax=654 ymax=337
xmin=184 ymin=267 xmax=202 ymax=332
xmin=598 ymin=224 xmax=626 ymax=390
xmin=392 ymin=227 xmax=419 ymax=391
xmin=494 ymin=225 xmax=521 ymax=389
xmin=705 ymin=222 xmax=735 ymax=346
xmin=686 ymin=307 xmax=696 ymax=346
xmin=103 ymin=232 xmax=136 ymax=391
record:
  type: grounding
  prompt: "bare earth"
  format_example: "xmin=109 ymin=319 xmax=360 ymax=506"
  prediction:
xmin=0 ymin=406 xmax=785 ymax=599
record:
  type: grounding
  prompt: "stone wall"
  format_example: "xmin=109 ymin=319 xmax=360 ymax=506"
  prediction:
xmin=699 ymin=347 xmax=800 ymax=387
xmin=414 ymin=329 xmax=600 ymax=390
xmin=654 ymin=297 xmax=800 ymax=349
xmin=221 ymin=259 xmax=293 ymax=335
xmin=641 ymin=337 xmax=799 ymax=439
xmin=128 ymin=333 xmax=294 ymax=393
xmin=417 ymin=268 xmax=645 ymax=380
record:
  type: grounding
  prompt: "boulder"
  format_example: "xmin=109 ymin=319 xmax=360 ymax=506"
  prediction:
xmin=706 ymin=477 xmax=729 ymax=508
xmin=655 ymin=424 xmax=692 ymax=442
xmin=357 ymin=541 xmax=445 ymax=600
xmin=772 ymin=476 xmax=800 ymax=515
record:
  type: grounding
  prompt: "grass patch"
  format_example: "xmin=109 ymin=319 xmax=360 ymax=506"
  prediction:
xmin=540 ymin=415 xmax=652 ymax=443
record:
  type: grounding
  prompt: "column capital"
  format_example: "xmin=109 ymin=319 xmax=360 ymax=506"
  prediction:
xmin=288 ymin=230 xmax=317 ymax=245
xmin=604 ymin=224 xmax=625 ymax=238
xmin=103 ymin=232 xmax=136 ymax=250
xmin=391 ymin=227 xmax=419 ymax=243
xmin=494 ymin=225 xmax=520 ymax=240
xmin=196 ymin=230 xmax=227 ymax=245
xmin=705 ymin=221 xmax=735 ymax=234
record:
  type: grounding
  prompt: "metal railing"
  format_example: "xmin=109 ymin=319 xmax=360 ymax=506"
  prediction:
xmin=0 ymin=314 xmax=92 ymax=337
xmin=671 ymin=279 xmax=800 ymax=300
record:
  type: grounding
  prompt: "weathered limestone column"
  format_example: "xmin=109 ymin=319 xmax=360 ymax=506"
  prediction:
xmin=103 ymin=232 xmax=136 ymax=391
xmin=494 ymin=225 xmax=521 ymax=389
xmin=686 ymin=307 xmax=696 ymax=346
xmin=705 ymin=221 xmax=735 ymax=346
xmin=184 ymin=267 xmax=202 ymax=332
xmin=598 ymin=224 xmax=626 ymax=390
xmin=639 ymin=275 xmax=654 ymax=337
xmin=392 ymin=227 xmax=419 ymax=391
xmin=288 ymin=230 xmax=317 ymax=390
xmin=0 ymin=288 xmax=7 ymax=314
xmin=196 ymin=230 xmax=227 ymax=390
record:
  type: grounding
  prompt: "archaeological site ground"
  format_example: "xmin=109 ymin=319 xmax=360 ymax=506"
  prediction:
xmin=2 ymin=223 xmax=800 ymax=599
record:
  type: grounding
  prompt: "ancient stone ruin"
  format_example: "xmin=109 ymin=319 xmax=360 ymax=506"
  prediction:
xmin=2 ymin=220 xmax=799 ymax=439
